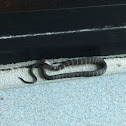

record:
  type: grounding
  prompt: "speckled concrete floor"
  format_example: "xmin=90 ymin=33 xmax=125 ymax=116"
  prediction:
xmin=0 ymin=73 xmax=126 ymax=126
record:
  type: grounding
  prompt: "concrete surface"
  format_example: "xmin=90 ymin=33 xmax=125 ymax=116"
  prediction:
xmin=0 ymin=73 xmax=126 ymax=126
xmin=1 ymin=56 xmax=126 ymax=90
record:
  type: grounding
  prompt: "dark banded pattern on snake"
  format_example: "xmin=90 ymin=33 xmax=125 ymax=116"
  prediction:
xmin=19 ymin=57 xmax=107 ymax=84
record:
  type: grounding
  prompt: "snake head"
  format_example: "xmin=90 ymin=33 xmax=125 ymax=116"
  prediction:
xmin=41 ymin=59 xmax=53 ymax=66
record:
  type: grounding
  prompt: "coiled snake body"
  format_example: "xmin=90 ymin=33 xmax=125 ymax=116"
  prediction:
xmin=19 ymin=57 xmax=107 ymax=84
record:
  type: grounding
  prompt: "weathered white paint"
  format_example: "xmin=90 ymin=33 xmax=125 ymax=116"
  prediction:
xmin=0 ymin=25 xmax=126 ymax=40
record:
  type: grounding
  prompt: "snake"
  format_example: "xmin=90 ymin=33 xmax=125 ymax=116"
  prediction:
xmin=19 ymin=57 xmax=107 ymax=84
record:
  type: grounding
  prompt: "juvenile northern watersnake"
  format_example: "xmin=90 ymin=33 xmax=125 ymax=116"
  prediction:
xmin=19 ymin=57 xmax=107 ymax=84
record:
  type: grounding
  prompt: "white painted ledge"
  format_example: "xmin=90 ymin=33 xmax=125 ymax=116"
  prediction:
xmin=0 ymin=55 xmax=126 ymax=90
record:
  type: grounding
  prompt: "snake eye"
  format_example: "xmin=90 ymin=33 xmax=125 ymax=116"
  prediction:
xmin=41 ymin=59 xmax=46 ymax=64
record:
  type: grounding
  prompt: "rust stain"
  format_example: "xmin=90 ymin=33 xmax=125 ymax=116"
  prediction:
xmin=0 ymin=97 xmax=4 ymax=100
xmin=117 ymin=64 xmax=121 ymax=67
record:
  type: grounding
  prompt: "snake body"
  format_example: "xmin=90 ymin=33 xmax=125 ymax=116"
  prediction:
xmin=19 ymin=57 xmax=107 ymax=84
